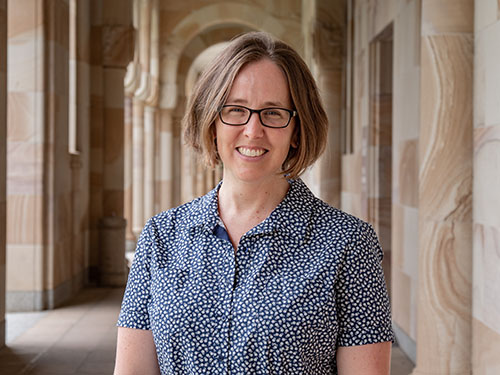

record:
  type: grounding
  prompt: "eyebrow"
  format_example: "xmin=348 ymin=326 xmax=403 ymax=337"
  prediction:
xmin=227 ymin=98 xmax=285 ymax=107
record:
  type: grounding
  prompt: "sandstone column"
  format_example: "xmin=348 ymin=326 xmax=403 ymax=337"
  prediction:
xmin=143 ymin=105 xmax=156 ymax=221
xmin=195 ymin=158 xmax=205 ymax=197
xmin=98 ymin=0 xmax=134 ymax=286
xmin=300 ymin=0 xmax=343 ymax=208
xmin=123 ymin=95 xmax=135 ymax=244
xmin=472 ymin=1 xmax=500 ymax=372
xmin=0 ymin=0 xmax=7 ymax=346
xmin=131 ymin=0 xmax=151 ymax=234
xmin=413 ymin=1 xmax=473 ymax=373
xmin=181 ymin=145 xmax=196 ymax=204
xmin=7 ymin=0 xmax=72 ymax=310
xmin=158 ymin=108 xmax=174 ymax=210
xmin=132 ymin=99 xmax=145 ymax=235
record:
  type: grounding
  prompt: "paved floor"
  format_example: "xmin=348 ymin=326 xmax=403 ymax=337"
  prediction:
xmin=0 ymin=288 xmax=415 ymax=374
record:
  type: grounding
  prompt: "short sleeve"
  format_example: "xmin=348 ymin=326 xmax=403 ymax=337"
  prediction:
xmin=335 ymin=221 xmax=394 ymax=346
xmin=117 ymin=218 xmax=157 ymax=330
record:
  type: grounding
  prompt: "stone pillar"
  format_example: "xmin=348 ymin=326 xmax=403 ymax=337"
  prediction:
xmin=7 ymin=0 xmax=71 ymax=311
xmin=413 ymin=1 xmax=473 ymax=374
xmin=123 ymin=0 xmax=141 ymax=245
xmin=472 ymin=1 xmax=500 ymax=372
xmin=181 ymin=136 xmax=196 ymax=204
xmin=132 ymin=99 xmax=145 ymax=235
xmin=0 ymin=0 xmax=7 ymax=346
xmin=131 ymin=0 xmax=151 ymax=234
xmin=69 ymin=154 xmax=83 ymax=290
xmin=315 ymin=0 xmax=344 ymax=208
xmin=99 ymin=2 xmax=134 ymax=286
xmin=196 ymin=158 xmax=205 ymax=197
xmin=300 ymin=0 xmax=343 ymax=208
xmin=144 ymin=106 xmax=155 ymax=221
xmin=99 ymin=216 xmax=127 ymax=286
xmin=123 ymin=95 xmax=135 ymax=244
xmin=172 ymin=113 xmax=182 ymax=206
xmin=158 ymin=108 xmax=173 ymax=210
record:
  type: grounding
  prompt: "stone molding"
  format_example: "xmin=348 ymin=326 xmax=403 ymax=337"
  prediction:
xmin=102 ymin=24 xmax=135 ymax=69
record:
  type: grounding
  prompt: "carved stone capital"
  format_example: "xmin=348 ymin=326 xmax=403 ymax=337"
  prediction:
xmin=102 ymin=25 xmax=135 ymax=69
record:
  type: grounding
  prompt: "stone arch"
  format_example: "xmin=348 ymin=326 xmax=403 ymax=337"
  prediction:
xmin=159 ymin=2 xmax=302 ymax=110
xmin=184 ymin=42 xmax=228 ymax=100
xmin=172 ymin=23 xmax=255 ymax=203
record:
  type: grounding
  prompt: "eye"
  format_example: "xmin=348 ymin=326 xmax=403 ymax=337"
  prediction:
xmin=228 ymin=107 xmax=245 ymax=113
xmin=262 ymin=109 xmax=285 ymax=118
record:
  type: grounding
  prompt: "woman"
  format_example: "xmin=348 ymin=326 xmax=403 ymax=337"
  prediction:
xmin=115 ymin=32 xmax=393 ymax=374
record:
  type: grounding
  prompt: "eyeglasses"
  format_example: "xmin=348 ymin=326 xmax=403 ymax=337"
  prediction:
xmin=219 ymin=105 xmax=297 ymax=129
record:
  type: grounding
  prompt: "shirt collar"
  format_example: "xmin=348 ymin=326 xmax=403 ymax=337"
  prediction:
xmin=187 ymin=180 xmax=223 ymax=232
xmin=188 ymin=178 xmax=315 ymax=242
xmin=245 ymin=178 xmax=314 ymax=241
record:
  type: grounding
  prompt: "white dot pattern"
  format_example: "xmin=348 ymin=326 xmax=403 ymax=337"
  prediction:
xmin=117 ymin=178 xmax=394 ymax=374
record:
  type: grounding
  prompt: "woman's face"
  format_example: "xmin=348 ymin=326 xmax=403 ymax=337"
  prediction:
xmin=215 ymin=58 xmax=296 ymax=185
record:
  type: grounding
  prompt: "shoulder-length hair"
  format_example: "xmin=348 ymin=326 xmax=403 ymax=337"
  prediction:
xmin=182 ymin=31 xmax=328 ymax=179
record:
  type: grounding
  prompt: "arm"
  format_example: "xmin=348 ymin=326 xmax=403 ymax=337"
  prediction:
xmin=335 ymin=222 xmax=394 ymax=373
xmin=114 ymin=327 xmax=161 ymax=375
xmin=115 ymin=218 xmax=162 ymax=374
xmin=337 ymin=341 xmax=392 ymax=375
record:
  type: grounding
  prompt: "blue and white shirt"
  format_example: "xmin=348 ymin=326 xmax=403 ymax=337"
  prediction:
xmin=117 ymin=178 xmax=394 ymax=374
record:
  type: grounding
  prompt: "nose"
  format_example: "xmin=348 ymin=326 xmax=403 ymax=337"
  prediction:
xmin=243 ymin=112 xmax=264 ymax=138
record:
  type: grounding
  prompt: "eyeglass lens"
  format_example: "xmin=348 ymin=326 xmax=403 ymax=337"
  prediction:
xmin=220 ymin=106 xmax=291 ymax=127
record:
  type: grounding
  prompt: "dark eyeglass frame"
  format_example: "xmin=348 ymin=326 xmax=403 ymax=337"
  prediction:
xmin=218 ymin=104 xmax=298 ymax=129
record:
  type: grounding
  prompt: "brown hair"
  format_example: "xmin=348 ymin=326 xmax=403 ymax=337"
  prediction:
xmin=182 ymin=31 xmax=328 ymax=179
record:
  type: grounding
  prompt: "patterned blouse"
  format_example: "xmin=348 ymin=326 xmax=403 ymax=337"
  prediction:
xmin=117 ymin=178 xmax=394 ymax=374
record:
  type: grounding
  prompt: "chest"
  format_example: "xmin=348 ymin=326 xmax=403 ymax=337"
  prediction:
xmin=148 ymin=231 xmax=341 ymax=346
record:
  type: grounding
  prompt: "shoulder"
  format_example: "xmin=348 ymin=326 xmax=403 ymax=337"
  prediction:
xmin=291 ymin=179 xmax=368 ymax=237
xmin=133 ymin=192 xmax=216 ymax=267
xmin=290 ymin=179 xmax=379 ymax=255
xmin=146 ymin=193 xmax=211 ymax=240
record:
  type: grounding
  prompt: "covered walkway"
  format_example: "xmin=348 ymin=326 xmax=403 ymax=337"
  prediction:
xmin=0 ymin=289 xmax=122 ymax=375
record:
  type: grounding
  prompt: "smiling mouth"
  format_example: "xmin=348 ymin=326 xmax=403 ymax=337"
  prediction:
xmin=237 ymin=147 xmax=267 ymax=157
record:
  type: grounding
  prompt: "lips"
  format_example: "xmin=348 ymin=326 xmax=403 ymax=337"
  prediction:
xmin=237 ymin=147 xmax=267 ymax=157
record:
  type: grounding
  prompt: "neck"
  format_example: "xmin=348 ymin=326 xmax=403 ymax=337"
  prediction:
xmin=218 ymin=175 xmax=290 ymax=221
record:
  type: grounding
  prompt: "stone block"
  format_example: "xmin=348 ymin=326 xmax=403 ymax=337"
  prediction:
xmin=392 ymin=268 xmax=411 ymax=336
xmin=7 ymin=35 xmax=44 ymax=92
xmin=6 ymin=194 xmax=43 ymax=244
xmin=472 ymin=318 xmax=500 ymax=374
xmin=415 ymin=218 xmax=472 ymax=373
xmin=473 ymin=223 xmax=500 ymax=334
xmin=7 ymin=0 xmax=41 ymax=39
xmin=398 ymin=139 xmax=418 ymax=208
xmin=102 ymin=25 xmax=135 ymax=69
xmin=98 ymin=216 xmax=127 ymax=287
xmin=474 ymin=125 xmax=500 ymax=228
xmin=422 ymin=0 xmax=473 ymax=35
xmin=475 ymin=0 xmax=498 ymax=33
xmin=484 ymin=22 xmax=500 ymax=127
xmin=393 ymin=0 xmax=421 ymax=141
xmin=419 ymin=35 xmax=473 ymax=222
xmin=6 ymin=244 xmax=44 ymax=292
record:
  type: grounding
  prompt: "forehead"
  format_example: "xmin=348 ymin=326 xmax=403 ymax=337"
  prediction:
xmin=227 ymin=59 xmax=291 ymax=106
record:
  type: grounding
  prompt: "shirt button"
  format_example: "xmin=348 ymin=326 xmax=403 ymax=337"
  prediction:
xmin=217 ymin=355 xmax=225 ymax=363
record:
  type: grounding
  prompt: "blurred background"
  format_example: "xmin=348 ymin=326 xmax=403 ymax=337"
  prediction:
xmin=0 ymin=0 xmax=498 ymax=374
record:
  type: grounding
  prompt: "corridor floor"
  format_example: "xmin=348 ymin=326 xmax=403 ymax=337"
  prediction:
xmin=0 ymin=288 xmax=415 ymax=374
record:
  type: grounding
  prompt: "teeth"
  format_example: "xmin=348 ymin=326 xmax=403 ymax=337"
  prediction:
xmin=238 ymin=147 xmax=266 ymax=157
